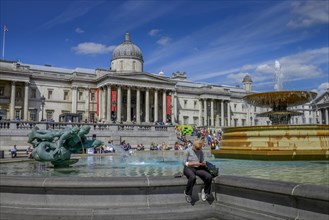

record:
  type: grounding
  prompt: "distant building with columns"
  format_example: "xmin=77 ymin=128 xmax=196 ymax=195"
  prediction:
xmin=0 ymin=33 xmax=327 ymax=126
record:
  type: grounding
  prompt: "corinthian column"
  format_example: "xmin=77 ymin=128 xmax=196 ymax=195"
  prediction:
xmin=221 ymin=100 xmax=224 ymax=127
xmin=117 ymin=86 xmax=122 ymax=123
xmin=10 ymin=81 xmax=16 ymax=120
xmin=102 ymin=86 xmax=107 ymax=120
xmin=98 ymin=87 xmax=102 ymax=121
xmin=154 ymin=89 xmax=158 ymax=122
xmin=172 ymin=92 xmax=175 ymax=124
xmin=136 ymin=87 xmax=141 ymax=123
xmin=198 ymin=99 xmax=202 ymax=126
xmin=23 ymin=82 xmax=29 ymax=120
xmin=107 ymin=85 xmax=112 ymax=122
xmin=71 ymin=86 xmax=77 ymax=114
xmin=211 ymin=99 xmax=214 ymax=127
xmin=227 ymin=101 xmax=231 ymax=126
xmin=127 ymin=86 xmax=131 ymax=122
xmin=85 ymin=88 xmax=90 ymax=121
xmin=203 ymin=99 xmax=207 ymax=126
xmin=162 ymin=90 xmax=166 ymax=123
xmin=145 ymin=88 xmax=150 ymax=123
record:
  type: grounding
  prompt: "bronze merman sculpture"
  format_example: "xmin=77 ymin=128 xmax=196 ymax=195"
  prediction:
xmin=28 ymin=125 xmax=103 ymax=167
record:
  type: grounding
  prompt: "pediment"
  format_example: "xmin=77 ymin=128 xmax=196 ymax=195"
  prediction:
xmin=111 ymin=72 xmax=173 ymax=84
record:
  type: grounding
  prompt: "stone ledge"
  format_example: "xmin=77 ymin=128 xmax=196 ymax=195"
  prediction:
xmin=1 ymin=175 xmax=328 ymax=220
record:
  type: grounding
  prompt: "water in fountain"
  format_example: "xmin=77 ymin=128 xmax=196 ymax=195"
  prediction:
xmin=274 ymin=60 xmax=283 ymax=91
xmin=1 ymin=151 xmax=328 ymax=185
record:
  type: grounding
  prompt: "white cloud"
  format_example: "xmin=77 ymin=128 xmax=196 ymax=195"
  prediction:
xmin=255 ymin=64 xmax=274 ymax=74
xmin=75 ymin=27 xmax=84 ymax=34
xmin=148 ymin=29 xmax=160 ymax=36
xmin=157 ymin=36 xmax=171 ymax=46
xmin=72 ymin=42 xmax=116 ymax=55
xmin=287 ymin=0 xmax=329 ymax=28
xmin=278 ymin=47 xmax=327 ymax=80
xmin=317 ymin=82 xmax=329 ymax=94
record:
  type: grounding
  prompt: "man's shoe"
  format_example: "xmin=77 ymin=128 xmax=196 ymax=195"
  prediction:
xmin=201 ymin=188 xmax=207 ymax=201
xmin=184 ymin=191 xmax=192 ymax=203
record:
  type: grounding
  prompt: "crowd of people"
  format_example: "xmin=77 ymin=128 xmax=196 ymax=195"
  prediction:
xmin=175 ymin=126 xmax=223 ymax=150
xmin=149 ymin=142 xmax=172 ymax=150
xmin=71 ymin=126 xmax=224 ymax=155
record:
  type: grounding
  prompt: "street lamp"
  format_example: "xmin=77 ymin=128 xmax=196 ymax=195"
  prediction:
xmin=40 ymin=95 xmax=46 ymax=121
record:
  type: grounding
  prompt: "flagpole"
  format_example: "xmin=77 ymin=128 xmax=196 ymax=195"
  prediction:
xmin=2 ymin=26 xmax=6 ymax=60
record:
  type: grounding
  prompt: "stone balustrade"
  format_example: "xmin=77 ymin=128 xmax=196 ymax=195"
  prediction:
xmin=0 ymin=121 xmax=177 ymax=151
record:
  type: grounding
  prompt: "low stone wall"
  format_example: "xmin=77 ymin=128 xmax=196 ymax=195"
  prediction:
xmin=0 ymin=121 xmax=177 ymax=152
xmin=0 ymin=175 xmax=328 ymax=220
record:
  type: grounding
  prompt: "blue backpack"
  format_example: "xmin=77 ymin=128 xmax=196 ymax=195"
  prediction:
xmin=206 ymin=161 xmax=219 ymax=177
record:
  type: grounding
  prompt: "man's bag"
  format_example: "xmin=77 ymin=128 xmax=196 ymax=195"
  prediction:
xmin=206 ymin=161 xmax=219 ymax=177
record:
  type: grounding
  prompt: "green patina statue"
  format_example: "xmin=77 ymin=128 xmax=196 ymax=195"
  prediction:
xmin=27 ymin=125 xmax=103 ymax=167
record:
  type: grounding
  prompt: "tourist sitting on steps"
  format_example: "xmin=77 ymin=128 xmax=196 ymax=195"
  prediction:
xmin=26 ymin=146 xmax=33 ymax=159
xmin=183 ymin=140 xmax=213 ymax=203
xmin=10 ymin=145 xmax=17 ymax=158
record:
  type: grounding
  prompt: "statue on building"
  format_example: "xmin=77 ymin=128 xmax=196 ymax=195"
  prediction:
xmin=27 ymin=125 xmax=103 ymax=167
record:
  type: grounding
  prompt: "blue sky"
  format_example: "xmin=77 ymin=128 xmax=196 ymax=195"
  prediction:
xmin=1 ymin=0 xmax=328 ymax=94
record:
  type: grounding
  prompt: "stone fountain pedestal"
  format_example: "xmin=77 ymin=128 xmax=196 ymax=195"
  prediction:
xmin=212 ymin=125 xmax=329 ymax=160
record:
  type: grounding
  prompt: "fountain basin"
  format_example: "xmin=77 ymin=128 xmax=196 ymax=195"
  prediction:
xmin=243 ymin=90 xmax=317 ymax=107
xmin=212 ymin=125 xmax=329 ymax=160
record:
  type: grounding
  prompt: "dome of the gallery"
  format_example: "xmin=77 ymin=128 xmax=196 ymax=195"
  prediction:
xmin=112 ymin=32 xmax=143 ymax=61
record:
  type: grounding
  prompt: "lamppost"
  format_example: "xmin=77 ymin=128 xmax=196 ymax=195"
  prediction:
xmin=40 ymin=95 xmax=46 ymax=121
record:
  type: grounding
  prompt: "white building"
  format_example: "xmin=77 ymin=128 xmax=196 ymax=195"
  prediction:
xmin=0 ymin=33 xmax=327 ymax=126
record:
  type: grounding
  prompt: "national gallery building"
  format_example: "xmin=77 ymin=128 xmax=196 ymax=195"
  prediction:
xmin=0 ymin=33 xmax=328 ymax=126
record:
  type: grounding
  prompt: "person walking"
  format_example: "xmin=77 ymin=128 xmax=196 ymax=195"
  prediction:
xmin=183 ymin=140 xmax=212 ymax=203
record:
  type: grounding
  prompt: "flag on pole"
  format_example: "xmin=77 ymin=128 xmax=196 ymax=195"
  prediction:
xmin=4 ymin=25 xmax=8 ymax=32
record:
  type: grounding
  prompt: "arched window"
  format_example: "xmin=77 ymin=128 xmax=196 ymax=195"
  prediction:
xmin=133 ymin=61 xmax=136 ymax=71
xmin=120 ymin=60 xmax=124 ymax=70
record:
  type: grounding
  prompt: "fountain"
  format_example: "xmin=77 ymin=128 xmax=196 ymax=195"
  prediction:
xmin=212 ymin=61 xmax=329 ymax=160
xmin=1 ymin=62 xmax=328 ymax=219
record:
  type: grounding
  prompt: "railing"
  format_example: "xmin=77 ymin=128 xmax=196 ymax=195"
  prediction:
xmin=0 ymin=121 xmax=174 ymax=133
xmin=0 ymin=121 xmax=38 ymax=129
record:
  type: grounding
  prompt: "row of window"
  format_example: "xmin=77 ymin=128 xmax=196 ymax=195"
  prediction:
xmin=0 ymin=86 xmax=96 ymax=102
xmin=12 ymin=109 xmax=96 ymax=122
xmin=182 ymin=99 xmax=261 ymax=112
xmin=181 ymin=116 xmax=260 ymax=126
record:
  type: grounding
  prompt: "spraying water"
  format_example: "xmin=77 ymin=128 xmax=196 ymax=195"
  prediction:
xmin=274 ymin=60 xmax=283 ymax=91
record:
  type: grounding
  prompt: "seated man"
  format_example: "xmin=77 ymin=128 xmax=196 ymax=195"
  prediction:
xmin=104 ymin=143 xmax=115 ymax=153
xmin=87 ymin=147 xmax=95 ymax=154
xmin=26 ymin=146 xmax=33 ymax=159
xmin=11 ymin=145 xmax=17 ymax=158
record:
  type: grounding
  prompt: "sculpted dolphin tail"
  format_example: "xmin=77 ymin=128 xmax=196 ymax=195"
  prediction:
xmin=28 ymin=126 xmax=40 ymax=144
xmin=92 ymin=140 xmax=103 ymax=148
